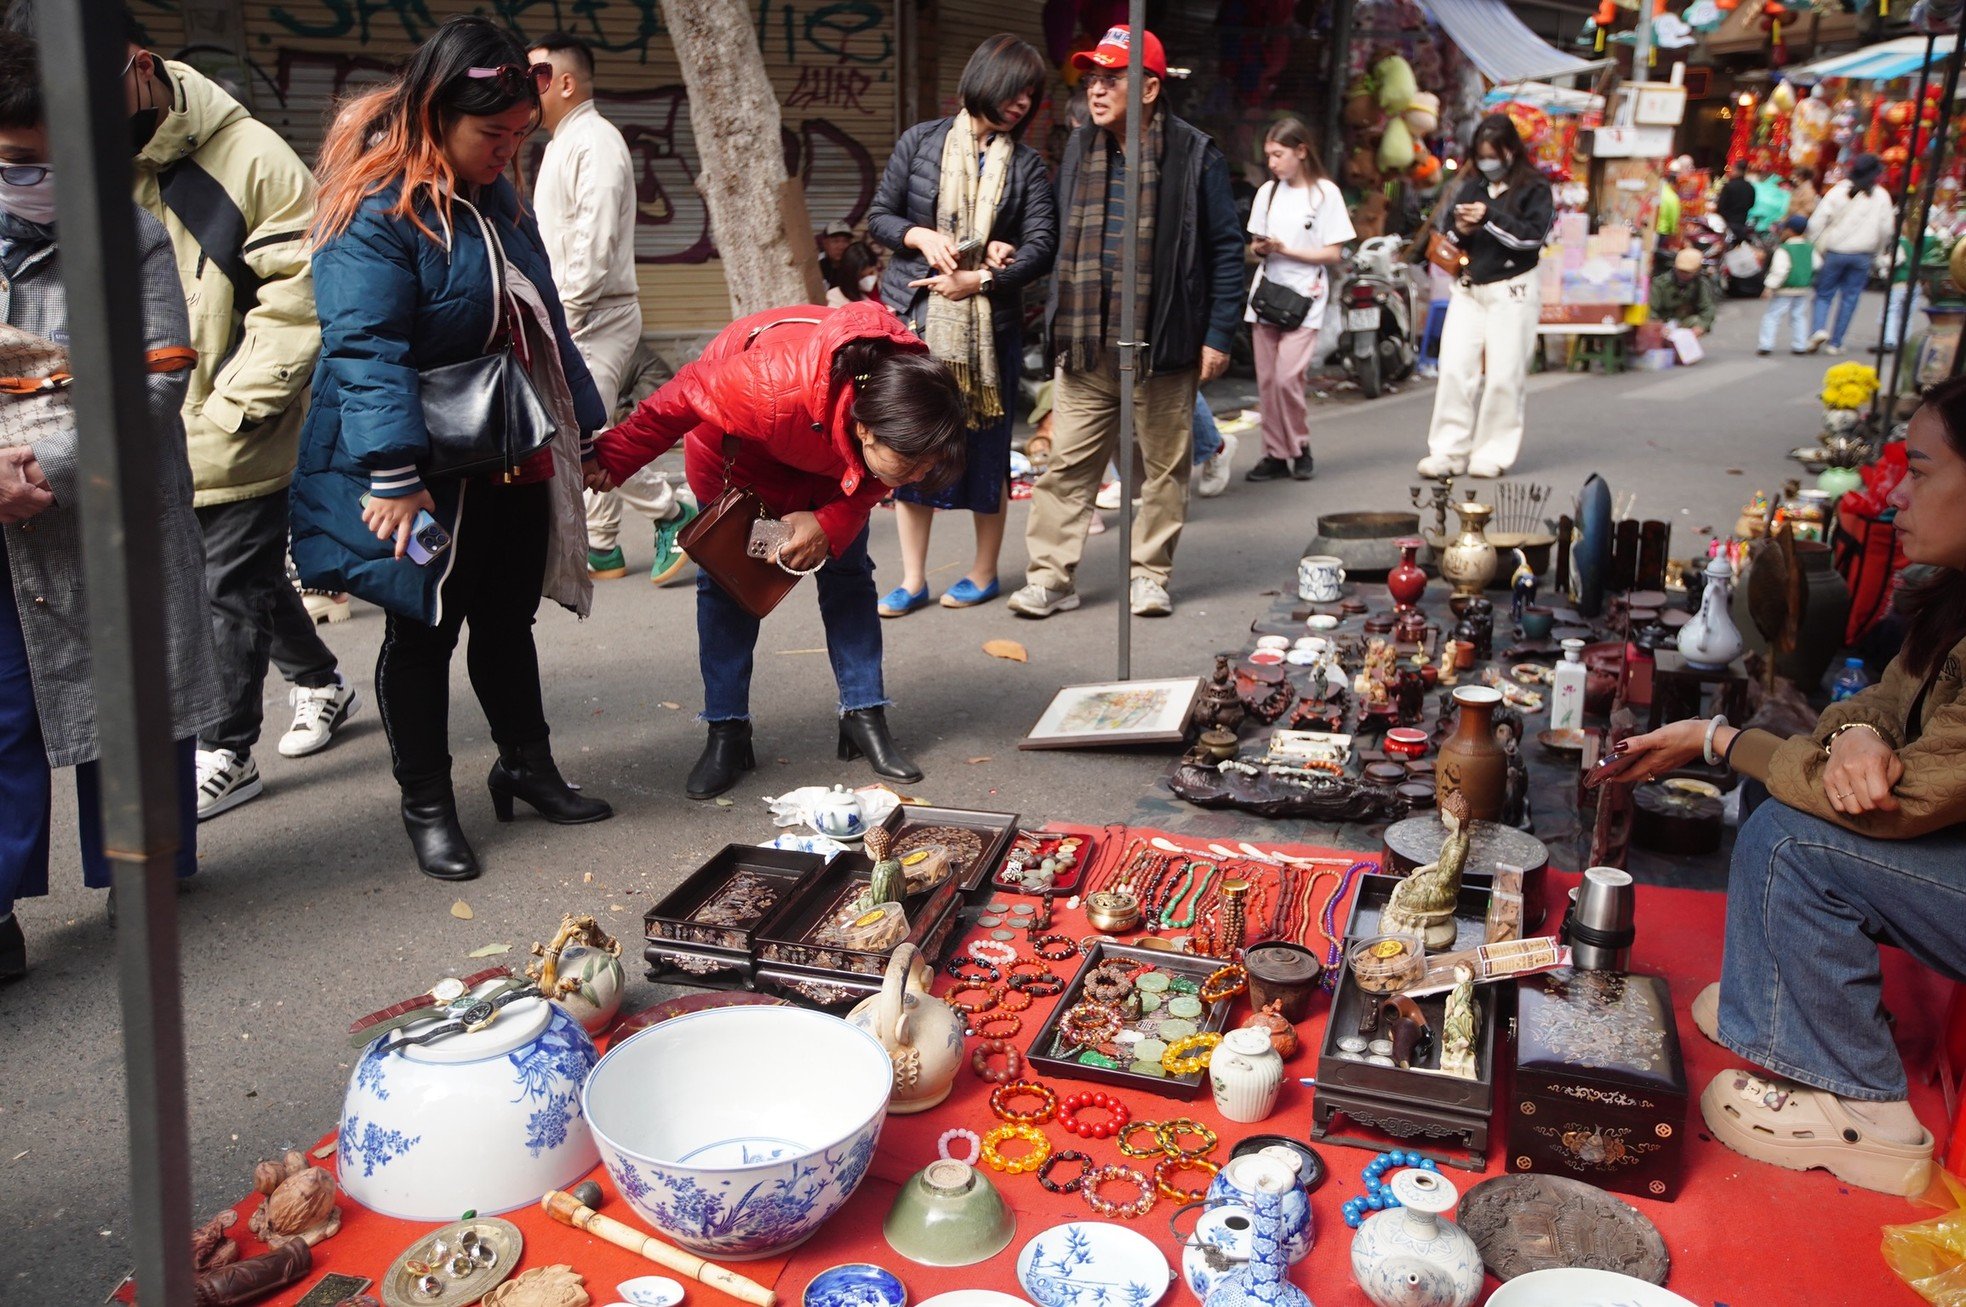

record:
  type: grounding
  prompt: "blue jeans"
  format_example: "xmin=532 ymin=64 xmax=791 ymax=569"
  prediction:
xmin=1717 ymin=800 xmax=1966 ymax=1100
xmin=1192 ymin=393 xmax=1223 ymax=468
xmin=1758 ymin=294 xmax=1810 ymax=352
xmin=696 ymin=523 xmax=886 ymax=721
xmin=1811 ymin=251 xmax=1872 ymax=346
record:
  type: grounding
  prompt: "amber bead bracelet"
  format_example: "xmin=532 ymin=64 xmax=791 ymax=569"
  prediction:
xmin=1116 ymin=1119 xmax=1168 ymax=1158
xmin=971 ymin=1038 xmax=1021 ymax=1084
xmin=981 ymin=1123 xmax=1051 ymax=1175
xmin=1156 ymin=1118 xmax=1219 ymax=1159
xmin=1059 ymin=1001 xmax=1123 ymax=1049
xmin=1154 ymin=1155 xmax=1219 ymax=1202
xmin=989 ymin=1080 xmax=1058 ymax=1124
xmin=1199 ymin=963 xmax=1250 ymax=1005
xmin=1006 ymin=958 xmax=1053 ymax=979
xmin=973 ymin=1013 xmax=1023 ymax=1040
xmin=1081 ymin=1164 xmax=1156 ymax=1219
xmin=994 ymin=985 xmax=1034 ymax=1013
xmin=1161 ymin=1032 xmax=1222 ymax=1076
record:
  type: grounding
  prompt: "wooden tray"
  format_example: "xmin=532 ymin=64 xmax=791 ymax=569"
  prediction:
xmin=640 ymin=938 xmax=753 ymax=990
xmin=643 ymin=844 xmax=828 ymax=951
xmin=754 ymin=888 xmax=966 ymax=1012
xmin=883 ymin=804 xmax=1021 ymax=898
xmin=1026 ymin=941 xmax=1235 ymax=1100
xmin=754 ymin=854 xmax=960 ymax=979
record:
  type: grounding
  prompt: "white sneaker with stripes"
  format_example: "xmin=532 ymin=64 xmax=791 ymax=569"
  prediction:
xmin=195 ymin=747 xmax=263 ymax=821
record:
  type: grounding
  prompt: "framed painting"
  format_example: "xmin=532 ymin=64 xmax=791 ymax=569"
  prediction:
xmin=1019 ymin=677 xmax=1202 ymax=750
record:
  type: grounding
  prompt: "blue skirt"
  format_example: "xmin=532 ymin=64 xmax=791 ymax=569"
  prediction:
xmin=895 ymin=320 xmax=1020 ymax=515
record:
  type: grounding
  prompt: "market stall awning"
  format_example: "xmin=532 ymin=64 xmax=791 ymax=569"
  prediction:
xmin=1419 ymin=0 xmax=1614 ymax=84
xmin=1786 ymin=33 xmax=1958 ymax=84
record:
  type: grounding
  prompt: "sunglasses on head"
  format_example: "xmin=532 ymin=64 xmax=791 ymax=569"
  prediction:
xmin=464 ymin=63 xmax=553 ymax=98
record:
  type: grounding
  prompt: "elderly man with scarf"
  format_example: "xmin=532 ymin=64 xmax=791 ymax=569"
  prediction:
xmin=1006 ymin=25 xmax=1244 ymax=620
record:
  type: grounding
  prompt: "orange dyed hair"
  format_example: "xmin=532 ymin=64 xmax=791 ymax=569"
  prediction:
xmin=312 ymin=15 xmax=538 ymax=247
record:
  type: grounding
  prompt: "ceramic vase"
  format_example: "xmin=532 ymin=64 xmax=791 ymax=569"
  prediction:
xmin=1203 ymin=1174 xmax=1311 ymax=1307
xmin=1211 ymin=1027 xmax=1285 ymax=1124
xmin=1678 ymin=553 xmax=1745 ymax=672
xmin=1349 ymin=1170 xmax=1482 ymax=1307
xmin=1387 ymin=537 xmax=1428 ymax=611
xmin=1206 ymin=1151 xmax=1312 ymax=1264
xmin=1573 ymin=474 xmax=1613 ymax=618
xmin=1438 ymin=502 xmax=1498 ymax=599
xmin=1434 ymin=685 xmax=1506 ymax=822
xmin=846 ymin=943 xmax=966 ymax=1113
xmin=552 ymin=943 xmax=627 ymax=1036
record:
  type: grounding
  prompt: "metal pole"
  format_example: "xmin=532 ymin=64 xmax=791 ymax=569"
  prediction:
xmin=1115 ymin=0 xmax=1146 ymax=681
xmin=1873 ymin=32 xmax=1938 ymax=400
xmin=1322 ymin=0 xmax=1359 ymax=174
xmin=1631 ymin=0 xmax=1652 ymax=84
xmin=35 ymin=5 xmax=197 ymax=1305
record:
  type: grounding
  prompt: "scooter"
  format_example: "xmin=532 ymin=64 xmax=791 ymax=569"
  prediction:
xmin=1335 ymin=235 xmax=1419 ymax=399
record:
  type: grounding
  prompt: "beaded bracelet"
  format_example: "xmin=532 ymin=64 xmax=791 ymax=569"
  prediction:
xmin=1116 ymin=1119 xmax=1168 ymax=1158
xmin=1030 ymin=933 xmax=1079 ymax=961
xmin=1057 ymin=1090 xmax=1130 ymax=1140
xmin=1082 ymin=964 xmax=1134 ymax=1004
xmin=936 ymin=1128 xmax=981 ymax=1167
xmin=946 ymin=956 xmax=1001 ymax=984
xmin=1037 ymin=1149 xmax=1095 ymax=1193
xmin=989 ymin=1080 xmax=1058 ymax=1124
xmin=994 ymin=985 xmax=1034 ymax=1013
xmin=1199 ymin=963 xmax=1250 ymax=1005
xmin=1059 ymin=1001 xmax=1123 ymax=1049
xmin=971 ymin=1038 xmax=1021 ymax=1084
xmin=981 ymin=1123 xmax=1051 ymax=1175
xmin=1341 ymin=1149 xmax=1441 ymax=1228
xmin=1156 ymin=1118 xmax=1219 ymax=1159
xmin=1006 ymin=958 xmax=1053 ymax=979
xmin=1081 ymin=1164 xmax=1156 ymax=1219
xmin=974 ymin=1013 xmax=1023 ymax=1040
xmin=946 ymin=981 xmax=1003 ymax=1017
xmin=1161 ymin=1032 xmax=1222 ymax=1076
xmin=1154 ymin=1155 xmax=1218 ymax=1202
xmin=1007 ymin=972 xmax=1065 ymax=997
xmin=968 ymin=938 xmax=1018 ymax=965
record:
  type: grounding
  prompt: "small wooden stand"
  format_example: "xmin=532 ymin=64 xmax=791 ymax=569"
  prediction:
xmin=1647 ymin=650 xmax=1749 ymax=733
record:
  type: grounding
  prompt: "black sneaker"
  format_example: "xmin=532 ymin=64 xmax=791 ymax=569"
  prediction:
xmin=1290 ymin=452 xmax=1315 ymax=480
xmin=1244 ymin=456 xmax=1290 ymax=482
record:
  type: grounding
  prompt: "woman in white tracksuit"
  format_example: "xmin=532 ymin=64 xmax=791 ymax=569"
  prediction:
xmin=1418 ymin=114 xmax=1555 ymax=480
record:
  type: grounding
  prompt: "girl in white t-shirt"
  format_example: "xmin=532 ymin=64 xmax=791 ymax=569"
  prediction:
xmin=1245 ymin=116 xmax=1355 ymax=482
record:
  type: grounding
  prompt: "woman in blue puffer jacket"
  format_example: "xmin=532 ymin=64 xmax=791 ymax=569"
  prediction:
xmin=292 ymin=16 xmax=613 ymax=882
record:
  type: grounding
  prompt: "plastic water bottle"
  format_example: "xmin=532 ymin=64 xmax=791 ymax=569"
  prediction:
xmin=1830 ymin=657 xmax=1871 ymax=702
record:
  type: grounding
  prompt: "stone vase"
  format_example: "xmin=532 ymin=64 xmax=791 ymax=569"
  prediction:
xmin=1349 ymin=1170 xmax=1482 ymax=1307
xmin=1434 ymin=685 xmax=1506 ymax=822
xmin=1438 ymin=502 xmax=1498 ymax=599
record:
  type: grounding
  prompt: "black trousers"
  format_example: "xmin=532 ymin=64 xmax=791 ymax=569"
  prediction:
xmin=196 ymin=490 xmax=339 ymax=759
xmin=375 ymin=478 xmax=551 ymax=793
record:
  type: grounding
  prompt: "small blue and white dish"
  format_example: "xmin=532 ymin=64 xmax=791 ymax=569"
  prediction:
xmin=804 ymin=1263 xmax=908 ymax=1307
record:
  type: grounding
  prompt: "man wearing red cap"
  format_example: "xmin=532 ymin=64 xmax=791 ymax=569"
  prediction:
xmin=1007 ymin=24 xmax=1244 ymax=620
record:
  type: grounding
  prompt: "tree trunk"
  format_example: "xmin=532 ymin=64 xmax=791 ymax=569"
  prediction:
xmin=658 ymin=0 xmax=822 ymax=316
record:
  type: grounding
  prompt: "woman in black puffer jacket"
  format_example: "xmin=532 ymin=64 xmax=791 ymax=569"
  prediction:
xmin=865 ymin=34 xmax=1057 ymax=617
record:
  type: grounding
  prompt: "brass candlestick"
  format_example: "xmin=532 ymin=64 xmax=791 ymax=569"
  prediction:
xmin=1410 ymin=476 xmax=1456 ymax=544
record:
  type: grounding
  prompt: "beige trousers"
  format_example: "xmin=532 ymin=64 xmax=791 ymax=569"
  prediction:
xmin=573 ymin=300 xmax=677 ymax=550
xmin=1425 ymin=269 xmax=1540 ymax=472
xmin=1024 ymin=357 xmax=1199 ymax=590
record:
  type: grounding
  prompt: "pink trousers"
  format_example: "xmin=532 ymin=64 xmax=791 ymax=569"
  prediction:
xmin=1253 ymin=321 xmax=1319 ymax=460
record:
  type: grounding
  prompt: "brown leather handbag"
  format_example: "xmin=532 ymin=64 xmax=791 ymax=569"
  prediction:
xmin=676 ymin=436 xmax=805 ymax=619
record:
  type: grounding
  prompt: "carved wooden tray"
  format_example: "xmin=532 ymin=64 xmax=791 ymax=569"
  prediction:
xmin=1458 ymin=1174 xmax=1671 ymax=1284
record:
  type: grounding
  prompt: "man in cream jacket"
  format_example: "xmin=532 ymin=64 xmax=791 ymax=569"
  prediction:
xmin=530 ymin=33 xmax=693 ymax=583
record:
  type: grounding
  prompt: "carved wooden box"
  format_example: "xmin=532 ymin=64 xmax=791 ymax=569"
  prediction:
xmin=1508 ymin=969 xmax=1688 ymax=1202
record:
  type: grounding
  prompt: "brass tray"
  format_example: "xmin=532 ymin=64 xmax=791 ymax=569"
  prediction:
xmin=379 ymin=1216 xmax=521 ymax=1307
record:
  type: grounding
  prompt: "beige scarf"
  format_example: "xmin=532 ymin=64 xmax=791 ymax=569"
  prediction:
xmin=926 ymin=111 xmax=1012 ymax=424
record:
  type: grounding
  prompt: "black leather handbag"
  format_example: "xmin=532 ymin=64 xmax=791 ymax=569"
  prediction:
xmin=417 ymin=204 xmax=558 ymax=481
xmin=1247 ymin=181 xmax=1318 ymax=331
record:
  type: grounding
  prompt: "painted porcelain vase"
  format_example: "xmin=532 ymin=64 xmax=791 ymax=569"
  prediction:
xmin=1183 ymin=1204 xmax=1256 ymax=1300
xmin=1349 ymin=1170 xmax=1482 ymax=1307
xmin=552 ymin=942 xmax=626 ymax=1035
xmin=1211 ymin=1027 xmax=1285 ymax=1124
xmin=847 ymin=942 xmax=965 ymax=1113
xmin=1677 ymin=552 xmax=1745 ymax=672
xmin=1438 ymin=502 xmax=1498 ymax=599
xmin=1202 ymin=1179 xmax=1312 ymax=1307
xmin=1206 ymin=1151 xmax=1311 ymax=1265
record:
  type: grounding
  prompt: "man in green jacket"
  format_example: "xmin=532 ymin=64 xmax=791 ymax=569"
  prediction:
xmin=8 ymin=2 xmax=357 ymax=818
xmin=1650 ymin=245 xmax=1719 ymax=337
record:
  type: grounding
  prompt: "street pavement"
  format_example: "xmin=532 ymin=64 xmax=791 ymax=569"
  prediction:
xmin=0 ymin=290 xmax=1887 ymax=1300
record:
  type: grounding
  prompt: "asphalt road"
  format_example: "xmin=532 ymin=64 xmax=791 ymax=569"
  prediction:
xmin=0 ymin=291 xmax=1884 ymax=1302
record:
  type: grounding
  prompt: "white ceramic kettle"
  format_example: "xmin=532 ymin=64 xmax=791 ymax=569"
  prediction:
xmin=847 ymin=943 xmax=965 ymax=1113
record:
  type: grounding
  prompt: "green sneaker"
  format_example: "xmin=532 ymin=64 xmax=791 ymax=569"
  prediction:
xmin=588 ymin=546 xmax=627 ymax=579
xmin=651 ymin=502 xmax=698 ymax=586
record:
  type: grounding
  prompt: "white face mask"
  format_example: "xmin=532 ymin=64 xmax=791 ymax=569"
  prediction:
xmin=0 ymin=168 xmax=56 ymax=226
xmin=1476 ymin=157 xmax=1506 ymax=180
xmin=859 ymin=273 xmax=879 ymax=293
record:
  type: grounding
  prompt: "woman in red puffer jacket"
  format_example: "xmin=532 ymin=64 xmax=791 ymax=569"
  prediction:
xmin=597 ymin=302 xmax=969 ymax=799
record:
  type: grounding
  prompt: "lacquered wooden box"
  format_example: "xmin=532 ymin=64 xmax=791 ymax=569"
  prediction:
xmin=1508 ymin=968 xmax=1688 ymax=1201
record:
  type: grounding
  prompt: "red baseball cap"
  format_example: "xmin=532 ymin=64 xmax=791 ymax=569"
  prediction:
xmin=1071 ymin=25 xmax=1167 ymax=80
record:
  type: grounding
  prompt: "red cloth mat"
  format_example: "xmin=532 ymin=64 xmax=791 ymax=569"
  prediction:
xmin=229 ymin=832 xmax=1947 ymax=1307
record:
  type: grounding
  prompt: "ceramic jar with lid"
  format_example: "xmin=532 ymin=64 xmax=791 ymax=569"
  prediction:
xmin=1205 ymin=1151 xmax=1311 ymax=1265
xmin=1210 ymin=1027 xmax=1285 ymax=1124
xmin=1350 ymin=1169 xmax=1482 ymax=1307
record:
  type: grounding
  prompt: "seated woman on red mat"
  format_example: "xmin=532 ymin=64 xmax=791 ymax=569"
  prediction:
xmin=1592 ymin=375 xmax=1966 ymax=1199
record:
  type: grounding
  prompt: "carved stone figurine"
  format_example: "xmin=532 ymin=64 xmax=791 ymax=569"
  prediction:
xmin=1440 ymin=965 xmax=1479 ymax=1080
xmin=856 ymin=826 xmax=907 ymax=913
xmin=1191 ymin=654 xmax=1248 ymax=736
xmin=1380 ymin=790 xmax=1472 ymax=949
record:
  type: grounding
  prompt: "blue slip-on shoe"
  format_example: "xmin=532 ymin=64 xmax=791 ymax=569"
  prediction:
xmin=940 ymin=577 xmax=1001 ymax=608
xmin=878 ymin=584 xmax=932 ymax=617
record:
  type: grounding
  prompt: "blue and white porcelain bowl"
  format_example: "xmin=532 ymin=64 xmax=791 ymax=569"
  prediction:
xmin=803 ymin=1263 xmax=908 ymax=1307
xmin=584 ymin=1005 xmax=891 ymax=1260
xmin=339 ymin=987 xmax=600 ymax=1221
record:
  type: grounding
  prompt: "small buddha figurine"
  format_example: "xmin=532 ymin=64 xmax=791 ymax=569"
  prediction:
xmin=1440 ymin=965 xmax=1479 ymax=1079
xmin=1380 ymin=790 xmax=1472 ymax=949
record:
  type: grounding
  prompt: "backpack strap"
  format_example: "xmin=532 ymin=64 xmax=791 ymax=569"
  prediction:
xmin=156 ymin=158 xmax=263 ymax=313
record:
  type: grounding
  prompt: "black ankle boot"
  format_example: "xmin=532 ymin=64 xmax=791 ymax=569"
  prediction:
xmin=0 ymin=914 xmax=24 ymax=981
xmin=488 ymin=740 xmax=613 ymax=825
xmin=838 ymin=707 xmax=923 ymax=783
xmin=687 ymin=720 xmax=755 ymax=800
xmin=401 ymin=785 xmax=480 ymax=881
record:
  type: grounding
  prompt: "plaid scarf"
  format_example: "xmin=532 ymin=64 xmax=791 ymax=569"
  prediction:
xmin=1053 ymin=110 xmax=1161 ymax=374
xmin=925 ymin=111 xmax=1012 ymax=424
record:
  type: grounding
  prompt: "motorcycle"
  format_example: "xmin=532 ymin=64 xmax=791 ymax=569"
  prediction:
xmin=1335 ymin=235 xmax=1420 ymax=399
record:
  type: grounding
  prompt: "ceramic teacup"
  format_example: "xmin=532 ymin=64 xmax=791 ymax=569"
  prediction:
xmin=1297 ymin=554 xmax=1346 ymax=604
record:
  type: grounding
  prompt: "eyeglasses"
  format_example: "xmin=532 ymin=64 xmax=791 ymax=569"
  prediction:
xmin=0 ymin=165 xmax=50 ymax=186
xmin=464 ymin=63 xmax=554 ymax=98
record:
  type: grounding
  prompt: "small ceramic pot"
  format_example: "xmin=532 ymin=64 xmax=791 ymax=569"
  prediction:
xmin=1210 ymin=1027 xmax=1284 ymax=1124
xmin=1244 ymin=942 xmax=1323 ymax=1021
xmin=810 ymin=788 xmax=864 ymax=839
xmin=1383 ymin=728 xmax=1429 ymax=760
xmin=552 ymin=943 xmax=626 ymax=1036
xmin=1447 ymin=639 xmax=1474 ymax=670
xmin=1298 ymin=554 xmax=1347 ymax=604
xmin=1518 ymin=605 xmax=1555 ymax=641
xmin=1183 ymin=1205 xmax=1256 ymax=1299
xmin=1204 ymin=1152 xmax=1310 ymax=1264
xmin=1349 ymin=1170 xmax=1482 ymax=1307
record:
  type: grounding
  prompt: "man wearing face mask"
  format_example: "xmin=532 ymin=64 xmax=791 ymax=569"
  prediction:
xmin=530 ymin=32 xmax=694 ymax=588
xmin=5 ymin=1 xmax=353 ymax=822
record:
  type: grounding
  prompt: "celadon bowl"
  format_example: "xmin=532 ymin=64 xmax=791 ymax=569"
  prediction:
xmin=883 ymin=1159 xmax=1016 ymax=1267
xmin=584 ymin=1005 xmax=891 ymax=1260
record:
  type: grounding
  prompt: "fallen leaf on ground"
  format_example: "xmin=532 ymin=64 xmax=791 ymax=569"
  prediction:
xmin=467 ymin=943 xmax=510 ymax=957
xmin=983 ymin=639 xmax=1028 ymax=662
xmin=582 ymin=871 xmax=593 ymax=883
xmin=967 ymin=756 xmax=992 ymax=765
xmin=659 ymin=701 xmax=681 ymax=710
xmin=450 ymin=899 xmax=474 ymax=920
xmin=609 ymin=904 xmax=625 ymax=912
xmin=714 ymin=797 xmax=735 ymax=807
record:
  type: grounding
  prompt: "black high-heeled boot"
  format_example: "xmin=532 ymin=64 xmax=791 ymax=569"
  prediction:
xmin=838 ymin=706 xmax=923 ymax=783
xmin=487 ymin=739 xmax=613 ymax=824
xmin=401 ymin=784 xmax=480 ymax=881
xmin=687 ymin=720 xmax=755 ymax=800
